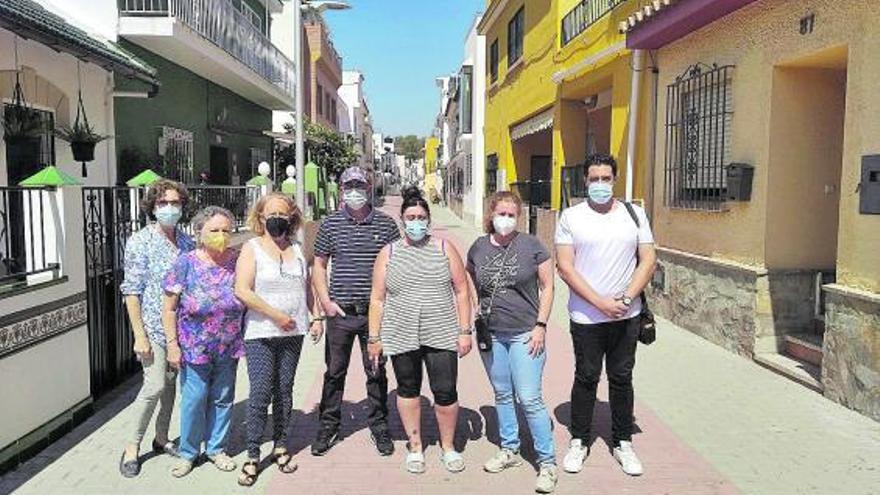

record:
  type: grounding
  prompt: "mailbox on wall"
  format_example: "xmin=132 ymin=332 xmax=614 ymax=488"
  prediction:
xmin=726 ymin=163 xmax=754 ymax=201
xmin=860 ymin=155 xmax=880 ymax=215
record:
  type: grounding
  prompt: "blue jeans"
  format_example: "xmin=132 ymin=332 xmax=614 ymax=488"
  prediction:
xmin=481 ymin=332 xmax=555 ymax=465
xmin=179 ymin=357 xmax=238 ymax=461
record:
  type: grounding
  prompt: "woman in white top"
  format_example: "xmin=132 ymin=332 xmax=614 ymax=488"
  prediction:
xmin=234 ymin=192 xmax=322 ymax=486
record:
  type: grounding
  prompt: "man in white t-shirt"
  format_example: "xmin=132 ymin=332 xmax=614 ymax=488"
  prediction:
xmin=554 ymin=153 xmax=657 ymax=477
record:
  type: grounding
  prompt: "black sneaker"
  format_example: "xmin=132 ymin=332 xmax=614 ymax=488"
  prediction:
xmin=311 ymin=428 xmax=339 ymax=456
xmin=370 ymin=428 xmax=394 ymax=456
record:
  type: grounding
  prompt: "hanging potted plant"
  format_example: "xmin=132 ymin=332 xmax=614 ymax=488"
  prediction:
xmin=54 ymin=118 xmax=109 ymax=162
xmin=54 ymin=81 xmax=110 ymax=176
xmin=2 ymin=74 xmax=43 ymax=146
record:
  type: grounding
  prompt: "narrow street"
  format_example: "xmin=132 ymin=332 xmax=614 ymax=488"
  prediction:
xmin=1 ymin=198 xmax=877 ymax=495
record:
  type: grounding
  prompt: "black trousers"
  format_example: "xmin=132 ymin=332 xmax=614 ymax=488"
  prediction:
xmin=318 ymin=314 xmax=389 ymax=433
xmin=391 ymin=346 xmax=458 ymax=406
xmin=569 ymin=317 xmax=638 ymax=445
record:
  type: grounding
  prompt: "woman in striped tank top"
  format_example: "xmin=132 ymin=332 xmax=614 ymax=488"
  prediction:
xmin=367 ymin=187 xmax=473 ymax=475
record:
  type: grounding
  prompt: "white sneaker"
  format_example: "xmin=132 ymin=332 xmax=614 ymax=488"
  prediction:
xmin=483 ymin=448 xmax=522 ymax=473
xmin=613 ymin=441 xmax=644 ymax=476
xmin=535 ymin=463 xmax=558 ymax=493
xmin=562 ymin=439 xmax=589 ymax=473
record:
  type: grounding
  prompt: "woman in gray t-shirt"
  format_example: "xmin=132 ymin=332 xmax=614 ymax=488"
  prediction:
xmin=465 ymin=191 xmax=557 ymax=493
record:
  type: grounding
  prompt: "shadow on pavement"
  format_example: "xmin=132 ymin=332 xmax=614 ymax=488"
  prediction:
xmin=554 ymin=400 xmax=643 ymax=454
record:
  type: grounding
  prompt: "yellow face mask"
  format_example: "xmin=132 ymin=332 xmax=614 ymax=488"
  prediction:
xmin=202 ymin=231 xmax=230 ymax=252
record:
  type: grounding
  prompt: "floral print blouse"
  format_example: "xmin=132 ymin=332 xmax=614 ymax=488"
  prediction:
xmin=162 ymin=251 xmax=245 ymax=365
xmin=120 ymin=225 xmax=195 ymax=347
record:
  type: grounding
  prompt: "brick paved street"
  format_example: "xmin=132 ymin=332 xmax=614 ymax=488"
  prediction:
xmin=1 ymin=198 xmax=878 ymax=495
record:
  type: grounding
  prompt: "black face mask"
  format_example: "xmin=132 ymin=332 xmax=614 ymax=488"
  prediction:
xmin=266 ymin=217 xmax=290 ymax=238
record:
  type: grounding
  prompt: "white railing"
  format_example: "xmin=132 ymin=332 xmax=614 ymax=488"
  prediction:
xmin=121 ymin=0 xmax=296 ymax=98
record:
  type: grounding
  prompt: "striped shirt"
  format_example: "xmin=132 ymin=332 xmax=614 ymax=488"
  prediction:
xmin=314 ymin=207 xmax=400 ymax=304
xmin=380 ymin=238 xmax=460 ymax=356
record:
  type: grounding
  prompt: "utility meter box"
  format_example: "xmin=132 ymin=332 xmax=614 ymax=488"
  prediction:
xmin=860 ymin=155 xmax=880 ymax=214
xmin=726 ymin=163 xmax=754 ymax=201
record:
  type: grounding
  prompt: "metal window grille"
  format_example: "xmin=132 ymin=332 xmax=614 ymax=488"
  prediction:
xmin=561 ymin=0 xmax=625 ymax=46
xmin=561 ymin=164 xmax=586 ymax=208
xmin=159 ymin=126 xmax=194 ymax=184
xmin=486 ymin=154 xmax=498 ymax=195
xmin=3 ymin=104 xmax=55 ymax=168
xmin=664 ymin=63 xmax=734 ymax=211
xmin=249 ymin=147 xmax=270 ymax=177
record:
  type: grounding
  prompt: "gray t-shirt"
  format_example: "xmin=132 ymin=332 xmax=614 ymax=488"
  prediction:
xmin=467 ymin=233 xmax=551 ymax=334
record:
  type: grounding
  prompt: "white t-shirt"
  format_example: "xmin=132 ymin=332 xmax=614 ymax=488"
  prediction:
xmin=554 ymin=200 xmax=655 ymax=325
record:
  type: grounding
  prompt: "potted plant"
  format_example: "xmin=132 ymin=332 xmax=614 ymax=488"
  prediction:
xmin=54 ymin=119 xmax=109 ymax=162
xmin=2 ymin=104 xmax=43 ymax=145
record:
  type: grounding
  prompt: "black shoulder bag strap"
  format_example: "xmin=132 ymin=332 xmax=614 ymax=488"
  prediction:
xmin=622 ymin=202 xmax=649 ymax=310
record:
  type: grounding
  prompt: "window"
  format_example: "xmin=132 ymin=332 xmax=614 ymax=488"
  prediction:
xmin=459 ymin=66 xmax=473 ymax=134
xmin=2 ymin=104 xmax=55 ymax=173
xmin=486 ymin=154 xmax=499 ymax=195
xmin=317 ymin=84 xmax=324 ymax=115
xmin=249 ymin=146 xmax=270 ymax=177
xmin=664 ymin=63 xmax=734 ymax=211
xmin=331 ymin=99 xmax=337 ymax=127
xmin=160 ymin=126 xmax=194 ymax=184
xmin=489 ymin=39 xmax=499 ymax=83
xmin=240 ymin=1 xmax=263 ymax=31
xmin=507 ymin=7 xmax=525 ymax=66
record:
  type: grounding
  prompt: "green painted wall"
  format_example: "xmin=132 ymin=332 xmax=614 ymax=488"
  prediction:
xmin=114 ymin=40 xmax=273 ymax=184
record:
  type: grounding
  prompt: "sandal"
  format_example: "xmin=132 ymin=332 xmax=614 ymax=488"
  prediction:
xmin=440 ymin=449 xmax=465 ymax=473
xmin=274 ymin=448 xmax=298 ymax=474
xmin=207 ymin=452 xmax=237 ymax=472
xmin=171 ymin=459 xmax=194 ymax=478
xmin=152 ymin=439 xmax=180 ymax=458
xmin=405 ymin=449 xmax=426 ymax=474
xmin=237 ymin=460 xmax=259 ymax=487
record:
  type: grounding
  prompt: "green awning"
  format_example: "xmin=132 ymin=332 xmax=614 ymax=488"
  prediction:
xmin=126 ymin=169 xmax=162 ymax=186
xmin=18 ymin=165 xmax=82 ymax=186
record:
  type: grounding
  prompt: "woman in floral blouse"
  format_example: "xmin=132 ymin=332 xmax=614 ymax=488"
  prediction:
xmin=162 ymin=206 xmax=245 ymax=477
xmin=118 ymin=180 xmax=193 ymax=478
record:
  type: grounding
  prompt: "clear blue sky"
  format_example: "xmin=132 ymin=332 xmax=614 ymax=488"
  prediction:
xmin=323 ymin=0 xmax=484 ymax=138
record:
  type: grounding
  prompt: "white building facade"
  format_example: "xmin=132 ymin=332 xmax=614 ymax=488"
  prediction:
xmin=338 ymin=70 xmax=374 ymax=169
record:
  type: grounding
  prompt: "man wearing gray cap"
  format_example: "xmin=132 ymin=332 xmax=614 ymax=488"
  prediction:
xmin=311 ymin=166 xmax=400 ymax=456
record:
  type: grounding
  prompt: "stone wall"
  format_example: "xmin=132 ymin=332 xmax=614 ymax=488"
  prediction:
xmin=535 ymin=207 xmax=557 ymax=258
xmin=648 ymin=248 xmax=760 ymax=357
xmin=821 ymin=285 xmax=880 ymax=421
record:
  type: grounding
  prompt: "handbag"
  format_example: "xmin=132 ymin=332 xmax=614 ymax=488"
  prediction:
xmin=622 ymin=202 xmax=656 ymax=346
xmin=475 ymin=238 xmax=515 ymax=352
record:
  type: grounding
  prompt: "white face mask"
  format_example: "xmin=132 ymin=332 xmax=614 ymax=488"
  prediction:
xmin=588 ymin=182 xmax=614 ymax=205
xmin=492 ymin=214 xmax=517 ymax=236
xmin=343 ymin=188 xmax=368 ymax=210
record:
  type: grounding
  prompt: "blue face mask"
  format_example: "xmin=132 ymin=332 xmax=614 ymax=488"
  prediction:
xmin=155 ymin=205 xmax=182 ymax=226
xmin=587 ymin=182 xmax=614 ymax=205
xmin=404 ymin=219 xmax=429 ymax=242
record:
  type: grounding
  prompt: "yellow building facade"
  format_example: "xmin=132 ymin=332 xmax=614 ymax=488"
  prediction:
xmin=622 ymin=0 xmax=880 ymax=420
xmin=479 ymin=0 xmax=653 ymax=211
xmin=423 ymin=136 xmax=440 ymax=195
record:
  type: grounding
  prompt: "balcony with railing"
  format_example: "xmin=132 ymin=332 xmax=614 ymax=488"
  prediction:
xmin=561 ymin=0 xmax=627 ymax=46
xmin=119 ymin=0 xmax=295 ymax=110
xmin=0 ymin=186 xmax=63 ymax=293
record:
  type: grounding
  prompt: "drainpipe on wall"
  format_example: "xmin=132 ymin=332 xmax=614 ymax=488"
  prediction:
xmin=646 ymin=51 xmax=659 ymax=220
xmin=625 ymin=49 xmax=644 ymax=202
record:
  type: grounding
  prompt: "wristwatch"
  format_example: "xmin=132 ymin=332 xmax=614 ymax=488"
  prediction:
xmin=621 ymin=295 xmax=633 ymax=307
xmin=459 ymin=326 xmax=474 ymax=335
xmin=367 ymin=335 xmax=382 ymax=344
xmin=535 ymin=321 xmax=547 ymax=329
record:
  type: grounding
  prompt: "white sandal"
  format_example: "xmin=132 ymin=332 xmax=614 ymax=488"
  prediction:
xmin=405 ymin=450 xmax=426 ymax=474
xmin=440 ymin=449 xmax=465 ymax=473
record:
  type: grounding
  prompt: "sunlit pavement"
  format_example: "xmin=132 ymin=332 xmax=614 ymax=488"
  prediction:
xmin=2 ymin=196 xmax=878 ymax=495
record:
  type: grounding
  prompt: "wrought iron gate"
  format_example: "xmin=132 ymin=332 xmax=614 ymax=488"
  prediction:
xmin=82 ymin=187 xmax=145 ymax=397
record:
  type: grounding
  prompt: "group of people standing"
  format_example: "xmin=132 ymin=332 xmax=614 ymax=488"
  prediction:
xmin=117 ymin=153 xmax=656 ymax=494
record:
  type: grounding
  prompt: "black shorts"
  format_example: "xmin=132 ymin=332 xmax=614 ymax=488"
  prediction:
xmin=391 ymin=346 xmax=458 ymax=406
